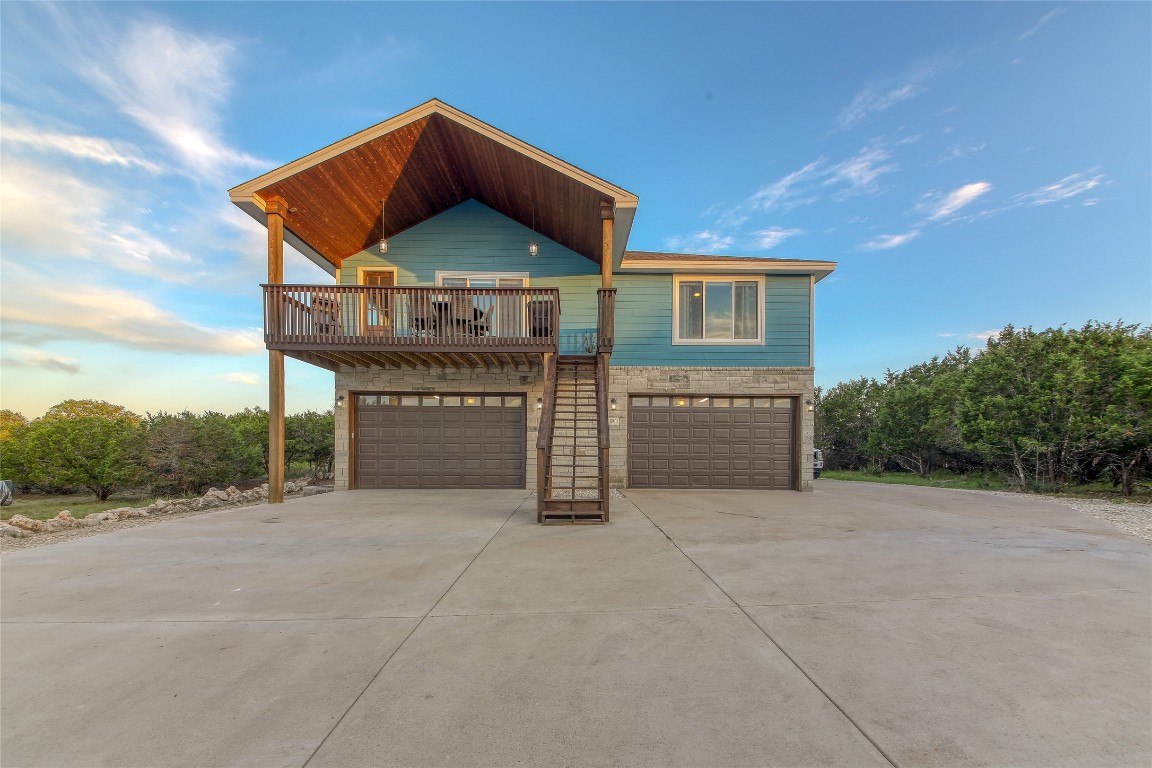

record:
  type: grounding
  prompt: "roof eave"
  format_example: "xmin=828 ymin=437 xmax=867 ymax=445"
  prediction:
xmin=619 ymin=257 xmax=838 ymax=282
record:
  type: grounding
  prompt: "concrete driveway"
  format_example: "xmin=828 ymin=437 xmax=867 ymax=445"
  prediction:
xmin=2 ymin=482 xmax=1149 ymax=768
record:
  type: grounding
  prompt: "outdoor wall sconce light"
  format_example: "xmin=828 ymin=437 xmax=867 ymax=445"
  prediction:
xmin=536 ymin=398 xmax=543 ymax=409
xmin=528 ymin=241 xmax=539 ymax=257
xmin=804 ymin=397 xmax=814 ymax=412
xmin=610 ymin=398 xmax=618 ymax=410
xmin=336 ymin=395 xmax=346 ymax=407
xmin=378 ymin=238 xmax=389 ymax=254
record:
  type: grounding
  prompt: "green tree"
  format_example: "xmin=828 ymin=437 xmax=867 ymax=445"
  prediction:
xmin=286 ymin=410 xmax=335 ymax=477
xmin=868 ymin=349 xmax=972 ymax=477
xmin=17 ymin=414 xmax=147 ymax=500
xmin=1071 ymin=322 xmax=1152 ymax=495
xmin=43 ymin=399 xmax=142 ymax=424
xmin=227 ymin=408 xmax=269 ymax=475
xmin=0 ymin=409 xmax=28 ymax=441
xmin=147 ymin=411 xmax=261 ymax=494
xmin=815 ymin=377 xmax=883 ymax=471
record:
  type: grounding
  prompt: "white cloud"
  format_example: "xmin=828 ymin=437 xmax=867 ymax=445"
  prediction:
xmin=752 ymin=227 xmax=805 ymax=250
xmin=862 ymin=230 xmax=921 ymax=251
xmin=968 ymin=329 xmax=1002 ymax=342
xmin=936 ymin=332 xmax=958 ymax=338
xmin=0 ymin=160 xmax=207 ymax=282
xmin=0 ymin=160 xmax=105 ymax=257
xmin=825 ymin=144 xmax=899 ymax=197
xmin=2 ymin=125 xmax=164 ymax=173
xmin=747 ymin=160 xmax=825 ymax=212
xmin=836 ymin=54 xmax=959 ymax=130
xmin=0 ymin=348 xmax=81 ymax=375
xmin=1013 ymin=171 xmax=1104 ymax=206
xmin=35 ymin=8 xmax=267 ymax=184
xmin=1 ymin=284 xmax=263 ymax=356
xmin=927 ymin=181 xmax=993 ymax=220
xmin=662 ymin=230 xmax=736 ymax=253
xmin=1018 ymin=8 xmax=1065 ymax=41
xmin=938 ymin=143 xmax=986 ymax=164
xmin=219 ymin=372 xmax=260 ymax=386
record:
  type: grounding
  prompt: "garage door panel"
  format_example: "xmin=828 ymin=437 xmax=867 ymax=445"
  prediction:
xmin=356 ymin=394 xmax=525 ymax=489
xmin=630 ymin=395 xmax=794 ymax=490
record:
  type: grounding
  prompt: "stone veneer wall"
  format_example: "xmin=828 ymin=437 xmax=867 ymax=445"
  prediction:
xmin=606 ymin=366 xmax=816 ymax=492
xmin=334 ymin=365 xmax=815 ymax=493
xmin=334 ymin=367 xmax=548 ymax=491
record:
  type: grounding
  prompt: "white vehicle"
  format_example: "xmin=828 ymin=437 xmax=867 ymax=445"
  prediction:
xmin=813 ymin=449 xmax=824 ymax=479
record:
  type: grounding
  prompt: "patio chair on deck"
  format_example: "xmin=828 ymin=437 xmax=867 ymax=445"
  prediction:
xmin=409 ymin=294 xmax=437 ymax=337
xmin=313 ymin=297 xmax=342 ymax=338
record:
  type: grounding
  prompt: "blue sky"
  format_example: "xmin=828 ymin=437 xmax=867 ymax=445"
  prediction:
xmin=2 ymin=2 xmax=1149 ymax=418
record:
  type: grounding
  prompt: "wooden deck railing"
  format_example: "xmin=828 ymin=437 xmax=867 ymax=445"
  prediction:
xmin=262 ymin=285 xmax=560 ymax=352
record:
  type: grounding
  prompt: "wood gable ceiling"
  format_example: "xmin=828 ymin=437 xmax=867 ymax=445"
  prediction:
xmin=232 ymin=102 xmax=636 ymax=269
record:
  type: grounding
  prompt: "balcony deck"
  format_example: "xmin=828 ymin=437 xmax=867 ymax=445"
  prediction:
xmin=263 ymin=285 xmax=560 ymax=371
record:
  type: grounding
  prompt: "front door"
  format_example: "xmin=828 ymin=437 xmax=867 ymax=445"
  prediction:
xmin=361 ymin=270 xmax=395 ymax=333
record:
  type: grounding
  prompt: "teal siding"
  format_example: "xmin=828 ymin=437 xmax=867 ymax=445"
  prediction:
xmin=340 ymin=201 xmax=599 ymax=348
xmin=611 ymin=274 xmax=811 ymax=367
xmin=339 ymin=200 xmax=812 ymax=366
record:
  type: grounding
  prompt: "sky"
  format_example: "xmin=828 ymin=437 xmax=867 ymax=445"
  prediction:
xmin=1 ymin=1 xmax=1149 ymax=419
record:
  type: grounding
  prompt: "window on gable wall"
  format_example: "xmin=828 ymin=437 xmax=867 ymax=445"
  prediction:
xmin=673 ymin=276 xmax=764 ymax=344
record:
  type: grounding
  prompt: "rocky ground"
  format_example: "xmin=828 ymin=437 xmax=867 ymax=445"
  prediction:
xmin=0 ymin=480 xmax=331 ymax=554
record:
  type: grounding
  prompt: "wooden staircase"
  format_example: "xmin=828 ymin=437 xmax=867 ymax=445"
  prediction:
xmin=538 ymin=355 xmax=609 ymax=524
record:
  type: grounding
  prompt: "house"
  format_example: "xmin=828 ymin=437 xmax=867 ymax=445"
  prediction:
xmin=229 ymin=100 xmax=836 ymax=523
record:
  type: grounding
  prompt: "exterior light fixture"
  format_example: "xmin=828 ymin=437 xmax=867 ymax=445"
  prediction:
xmin=536 ymin=398 xmax=543 ymax=409
xmin=336 ymin=395 xmax=346 ymax=407
xmin=804 ymin=397 xmax=815 ymax=412
xmin=528 ymin=241 xmax=539 ymax=257
xmin=610 ymin=398 xmax=618 ymax=410
xmin=378 ymin=238 xmax=389 ymax=254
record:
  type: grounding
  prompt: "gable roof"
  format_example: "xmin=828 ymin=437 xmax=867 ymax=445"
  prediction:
xmin=229 ymin=99 xmax=639 ymax=275
xmin=621 ymin=251 xmax=837 ymax=282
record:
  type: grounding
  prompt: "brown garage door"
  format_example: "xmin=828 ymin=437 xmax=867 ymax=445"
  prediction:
xmin=629 ymin=395 xmax=795 ymax=489
xmin=355 ymin=394 xmax=525 ymax=489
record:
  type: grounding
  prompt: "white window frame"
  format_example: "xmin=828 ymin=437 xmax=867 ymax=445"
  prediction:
xmin=672 ymin=275 xmax=765 ymax=345
xmin=434 ymin=271 xmax=530 ymax=287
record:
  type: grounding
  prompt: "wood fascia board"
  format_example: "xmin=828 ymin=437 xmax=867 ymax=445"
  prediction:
xmin=619 ymin=258 xmax=837 ymax=282
xmin=231 ymin=198 xmax=337 ymax=275
xmin=228 ymin=99 xmax=638 ymax=206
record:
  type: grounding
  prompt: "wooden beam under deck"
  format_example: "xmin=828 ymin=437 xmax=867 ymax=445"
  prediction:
xmin=282 ymin=348 xmax=545 ymax=372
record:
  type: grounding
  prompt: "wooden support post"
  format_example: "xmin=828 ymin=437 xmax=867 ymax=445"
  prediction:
xmin=600 ymin=201 xmax=614 ymax=289
xmin=266 ymin=199 xmax=286 ymax=504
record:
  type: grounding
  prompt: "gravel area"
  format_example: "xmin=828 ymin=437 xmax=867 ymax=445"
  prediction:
xmin=975 ymin=489 xmax=1152 ymax=542
xmin=1046 ymin=496 xmax=1152 ymax=542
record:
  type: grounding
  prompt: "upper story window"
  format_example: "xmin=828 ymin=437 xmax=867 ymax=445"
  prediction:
xmin=673 ymin=275 xmax=764 ymax=344
xmin=435 ymin=271 xmax=528 ymax=288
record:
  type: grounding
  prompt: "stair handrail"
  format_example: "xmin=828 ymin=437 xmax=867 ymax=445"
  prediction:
xmin=596 ymin=351 xmax=611 ymax=521
xmin=536 ymin=353 xmax=558 ymax=521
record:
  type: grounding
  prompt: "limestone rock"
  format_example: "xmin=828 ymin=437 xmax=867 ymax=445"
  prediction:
xmin=84 ymin=511 xmax=117 ymax=523
xmin=0 ymin=524 xmax=31 ymax=538
xmin=225 ymin=486 xmax=241 ymax=499
xmin=115 ymin=508 xmax=149 ymax=520
xmin=7 ymin=515 xmax=50 ymax=533
xmin=52 ymin=511 xmax=80 ymax=528
xmin=301 ymin=486 xmax=332 ymax=497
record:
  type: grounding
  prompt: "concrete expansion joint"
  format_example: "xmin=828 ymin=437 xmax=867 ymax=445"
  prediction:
xmin=299 ymin=499 xmax=526 ymax=768
xmin=628 ymin=496 xmax=902 ymax=768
